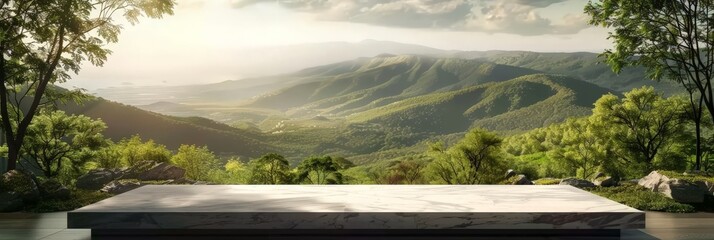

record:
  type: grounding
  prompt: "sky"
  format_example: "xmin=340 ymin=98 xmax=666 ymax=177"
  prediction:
xmin=66 ymin=0 xmax=612 ymax=90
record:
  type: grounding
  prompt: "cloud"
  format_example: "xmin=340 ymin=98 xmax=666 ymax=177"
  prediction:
xmin=230 ymin=0 xmax=589 ymax=36
xmin=511 ymin=0 xmax=568 ymax=8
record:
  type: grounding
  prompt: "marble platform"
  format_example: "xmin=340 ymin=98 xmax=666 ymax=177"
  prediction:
xmin=67 ymin=185 xmax=644 ymax=236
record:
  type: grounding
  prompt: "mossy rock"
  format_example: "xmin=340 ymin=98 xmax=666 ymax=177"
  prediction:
xmin=533 ymin=178 xmax=561 ymax=185
xmin=1 ymin=170 xmax=39 ymax=203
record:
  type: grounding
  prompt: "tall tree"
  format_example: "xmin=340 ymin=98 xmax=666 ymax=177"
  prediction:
xmin=21 ymin=110 xmax=107 ymax=178
xmin=171 ymin=145 xmax=219 ymax=181
xmin=426 ymin=128 xmax=506 ymax=184
xmin=585 ymin=0 xmax=714 ymax=169
xmin=0 ymin=0 xmax=175 ymax=171
xmin=592 ymin=87 xmax=686 ymax=174
xmin=547 ymin=118 xmax=612 ymax=179
xmin=296 ymin=156 xmax=343 ymax=184
xmin=248 ymin=153 xmax=292 ymax=184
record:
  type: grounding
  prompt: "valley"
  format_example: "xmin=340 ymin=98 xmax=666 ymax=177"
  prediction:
xmin=82 ymin=43 xmax=674 ymax=165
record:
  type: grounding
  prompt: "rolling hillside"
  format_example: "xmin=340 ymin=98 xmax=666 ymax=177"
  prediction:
xmin=447 ymin=51 xmax=682 ymax=94
xmin=60 ymin=98 xmax=272 ymax=158
xmin=349 ymin=74 xmax=614 ymax=135
xmin=247 ymin=55 xmax=540 ymax=117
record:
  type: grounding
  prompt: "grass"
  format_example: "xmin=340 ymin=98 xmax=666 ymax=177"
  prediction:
xmin=589 ymin=184 xmax=696 ymax=213
xmin=658 ymin=170 xmax=714 ymax=183
xmin=25 ymin=190 xmax=112 ymax=213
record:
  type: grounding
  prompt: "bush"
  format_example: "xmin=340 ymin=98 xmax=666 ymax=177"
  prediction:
xmin=26 ymin=190 xmax=112 ymax=213
xmin=589 ymin=185 xmax=695 ymax=213
xmin=171 ymin=145 xmax=219 ymax=181
xmin=116 ymin=135 xmax=172 ymax=166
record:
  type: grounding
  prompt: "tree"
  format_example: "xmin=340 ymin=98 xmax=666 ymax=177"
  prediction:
xmin=248 ymin=153 xmax=292 ymax=184
xmin=592 ymin=87 xmax=687 ymax=174
xmin=115 ymin=135 xmax=171 ymax=166
xmin=547 ymin=118 xmax=612 ymax=178
xmin=296 ymin=156 xmax=343 ymax=184
xmin=171 ymin=145 xmax=219 ymax=181
xmin=21 ymin=110 xmax=107 ymax=178
xmin=585 ymin=0 xmax=714 ymax=170
xmin=383 ymin=159 xmax=425 ymax=184
xmin=426 ymin=128 xmax=507 ymax=184
xmin=223 ymin=157 xmax=249 ymax=184
xmin=0 ymin=0 xmax=175 ymax=172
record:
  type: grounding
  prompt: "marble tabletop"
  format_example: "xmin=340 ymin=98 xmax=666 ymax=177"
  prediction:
xmin=68 ymin=185 xmax=644 ymax=230
xmin=72 ymin=185 xmax=640 ymax=213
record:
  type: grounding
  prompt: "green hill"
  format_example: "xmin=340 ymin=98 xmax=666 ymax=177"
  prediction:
xmin=247 ymin=55 xmax=540 ymax=116
xmin=60 ymin=98 xmax=272 ymax=158
xmin=349 ymin=74 xmax=614 ymax=135
xmin=448 ymin=51 xmax=681 ymax=94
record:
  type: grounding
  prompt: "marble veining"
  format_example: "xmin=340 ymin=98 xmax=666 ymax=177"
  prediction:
xmin=67 ymin=185 xmax=645 ymax=230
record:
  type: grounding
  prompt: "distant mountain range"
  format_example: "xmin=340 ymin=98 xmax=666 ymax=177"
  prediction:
xmin=94 ymin=41 xmax=678 ymax=106
xmin=77 ymin=41 xmax=685 ymax=160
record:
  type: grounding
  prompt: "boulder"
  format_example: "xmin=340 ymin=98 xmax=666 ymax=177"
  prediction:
xmin=2 ymin=170 xmax=40 ymax=202
xmin=505 ymin=169 xmax=517 ymax=179
xmin=40 ymin=179 xmax=70 ymax=200
xmin=512 ymin=175 xmax=533 ymax=185
xmin=101 ymin=180 xmax=142 ymax=195
xmin=638 ymin=171 xmax=713 ymax=203
xmin=594 ymin=177 xmax=618 ymax=187
xmin=0 ymin=191 xmax=23 ymax=212
xmin=559 ymin=178 xmax=596 ymax=188
xmin=76 ymin=169 xmax=117 ymax=190
xmin=122 ymin=161 xmax=185 ymax=181
xmin=590 ymin=172 xmax=606 ymax=180
xmin=657 ymin=179 xmax=706 ymax=203
xmin=138 ymin=162 xmax=185 ymax=181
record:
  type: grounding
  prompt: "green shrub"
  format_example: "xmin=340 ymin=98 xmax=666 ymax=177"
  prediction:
xmin=26 ymin=190 xmax=112 ymax=213
xmin=589 ymin=185 xmax=695 ymax=213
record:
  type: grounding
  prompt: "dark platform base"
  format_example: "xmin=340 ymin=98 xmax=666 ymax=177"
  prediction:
xmin=92 ymin=229 xmax=621 ymax=237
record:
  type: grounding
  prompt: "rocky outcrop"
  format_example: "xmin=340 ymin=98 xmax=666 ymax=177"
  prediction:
xmin=138 ymin=162 xmax=185 ymax=181
xmin=505 ymin=169 xmax=517 ymax=179
xmin=512 ymin=175 xmax=533 ymax=185
xmin=638 ymin=171 xmax=714 ymax=204
xmin=590 ymin=172 xmax=606 ymax=180
xmin=559 ymin=178 xmax=596 ymax=188
xmin=76 ymin=169 xmax=118 ymax=190
xmin=121 ymin=161 xmax=185 ymax=181
xmin=2 ymin=170 xmax=40 ymax=202
xmin=75 ymin=161 xmax=191 ymax=196
xmin=101 ymin=180 xmax=143 ymax=195
xmin=594 ymin=177 xmax=618 ymax=187
xmin=0 ymin=170 xmax=40 ymax=212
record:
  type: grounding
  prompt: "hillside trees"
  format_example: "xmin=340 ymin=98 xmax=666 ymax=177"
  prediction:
xmin=547 ymin=118 xmax=612 ymax=178
xmin=248 ymin=153 xmax=292 ymax=184
xmin=0 ymin=0 xmax=175 ymax=172
xmin=171 ymin=145 xmax=219 ymax=181
xmin=585 ymin=0 xmax=714 ymax=170
xmin=21 ymin=110 xmax=107 ymax=179
xmin=507 ymin=87 xmax=690 ymax=178
xmin=426 ymin=128 xmax=507 ymax=184
xmin=592 ymin=87 xmax=687 ymax=175
xmin=114 ymin=135 xmax=172 ymax=166
xmin=296 ymin=156 xmax=343 ymax=184
xmin=383 ymin=159 xmax=426 ymax=184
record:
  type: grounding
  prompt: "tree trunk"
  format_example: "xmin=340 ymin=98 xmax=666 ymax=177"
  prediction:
xmin=6 ymin=143 xmax=17 ymax=171
xmin=695 ymin=120 xmax=702 ymax=170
